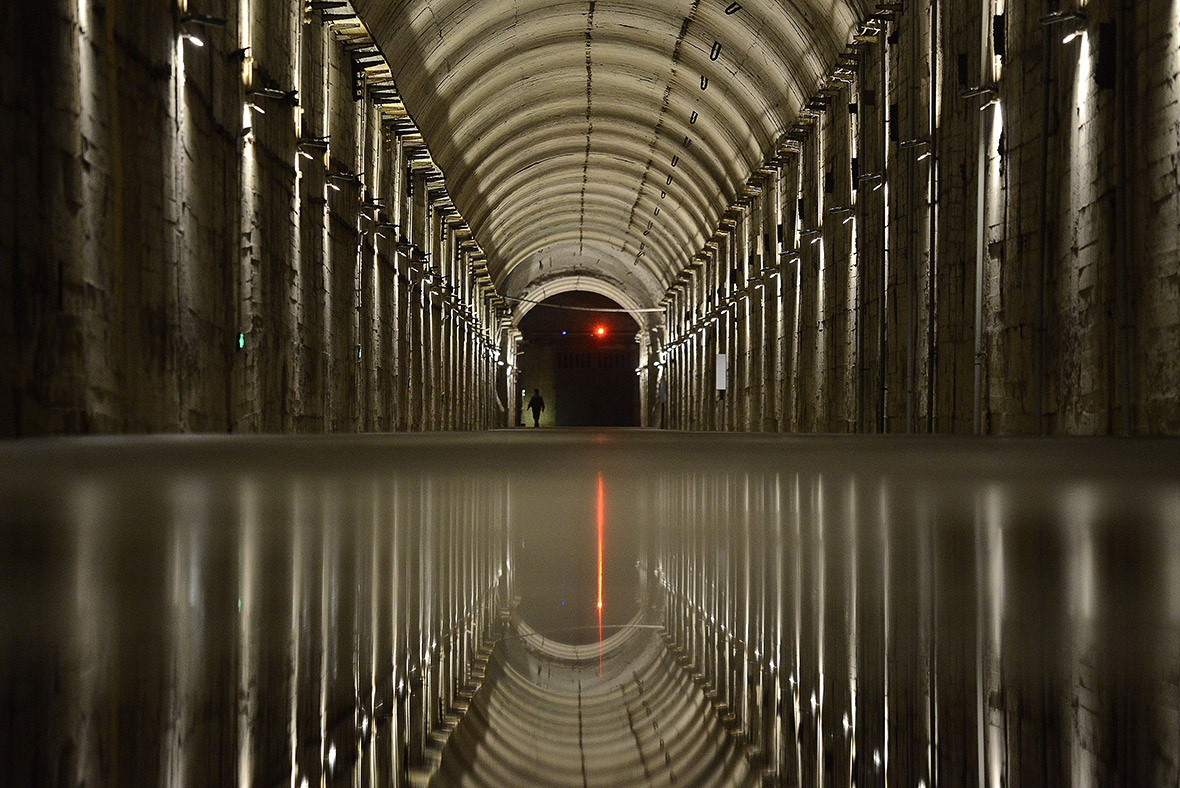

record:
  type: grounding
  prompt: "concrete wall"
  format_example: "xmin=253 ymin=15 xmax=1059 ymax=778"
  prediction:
xmin=661 ymin=0 xmax=1180 ymax=436
xmin=1 ymin=0 xmax=506 ymax=437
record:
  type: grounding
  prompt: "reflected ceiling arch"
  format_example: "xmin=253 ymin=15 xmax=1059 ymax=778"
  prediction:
xmin=354 ymin=0 xmax=869 ymax=315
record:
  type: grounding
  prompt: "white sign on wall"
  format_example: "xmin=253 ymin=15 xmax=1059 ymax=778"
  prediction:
xmin=715 ymin=353 xmax=727 ymax=391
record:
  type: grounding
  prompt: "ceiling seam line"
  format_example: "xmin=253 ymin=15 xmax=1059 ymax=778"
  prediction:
xmin=622 ymin=1 xmax=701 ymax=264
xmin=579 ymin=0 xmax=596 ymax=256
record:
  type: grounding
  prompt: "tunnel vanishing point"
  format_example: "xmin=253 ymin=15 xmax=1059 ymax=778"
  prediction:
xmin=3 ymin=0 xmax=1180 ymax=786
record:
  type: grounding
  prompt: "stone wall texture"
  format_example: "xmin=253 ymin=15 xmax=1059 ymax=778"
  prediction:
xmin=2 ymin=0 xmax=1178 ymax=438
xmin=661 ymin=0 xmax=1180 ymax=436
xmin=1 ymin=0 xmax=508 ymax=437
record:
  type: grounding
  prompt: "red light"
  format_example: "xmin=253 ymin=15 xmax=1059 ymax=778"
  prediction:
xmin=595 ymin=326 xmax=606 ymax=336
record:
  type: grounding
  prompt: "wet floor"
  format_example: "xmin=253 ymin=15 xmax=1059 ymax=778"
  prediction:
xmin=513 ymin=469 xmax=643 ymax=644
xmin=2 ymin=431 xmax=1179 ymax=786
xmin=430 ymin=622 xmax=755 ymax=788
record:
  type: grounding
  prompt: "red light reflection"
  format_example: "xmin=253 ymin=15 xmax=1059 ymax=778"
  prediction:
xmin=597 ymin=472 xmax=604 ymax=674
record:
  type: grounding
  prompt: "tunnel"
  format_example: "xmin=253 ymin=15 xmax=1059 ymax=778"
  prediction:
xmin=516 ymin=292 xmax=642 ymax=428
xmin=3 ymin=0 xmax=1180 ymax=785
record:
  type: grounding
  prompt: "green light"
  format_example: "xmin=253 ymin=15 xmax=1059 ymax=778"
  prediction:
xmin=237 ymin=598 xmax=242 ymax=612
xmin=237 ymin=333 xmax=245 ymax=350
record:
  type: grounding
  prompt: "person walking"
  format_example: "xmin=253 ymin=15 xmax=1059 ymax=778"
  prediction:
xmin=527 ymin=389 xmax=545 ymax=427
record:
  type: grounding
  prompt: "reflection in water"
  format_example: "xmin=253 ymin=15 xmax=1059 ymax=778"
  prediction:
xmin=2 ymin=434 xmax=1179 ymax=786
xmin=1 ymin=440 xmax=509 ymax=787
xmin=512 ymin=470 xmax=640 ymax=645
xmin=597 ymin=471 xmax=604 ymax=673
xmin=651 ymin=447 xmax=1180 ymax=788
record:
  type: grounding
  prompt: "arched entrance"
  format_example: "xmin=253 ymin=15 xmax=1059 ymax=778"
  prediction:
xmin=515 ymin=292 xmax=641 ymax=427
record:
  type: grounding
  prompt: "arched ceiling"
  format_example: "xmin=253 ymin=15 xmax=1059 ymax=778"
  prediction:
xmin=353 ymin=0 xmax=867 ymax=312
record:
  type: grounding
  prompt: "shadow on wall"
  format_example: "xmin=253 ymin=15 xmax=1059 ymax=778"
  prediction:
xmin=516 ymin=292 xmax=640 ymax=427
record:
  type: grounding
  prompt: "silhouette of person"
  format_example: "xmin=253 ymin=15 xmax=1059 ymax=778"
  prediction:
xmin=527 ymin=389 xmax=545 ymax=427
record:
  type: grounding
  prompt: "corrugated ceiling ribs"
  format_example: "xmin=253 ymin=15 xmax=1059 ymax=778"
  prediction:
xmin=352 ymin=0 xmax=865 ymax=309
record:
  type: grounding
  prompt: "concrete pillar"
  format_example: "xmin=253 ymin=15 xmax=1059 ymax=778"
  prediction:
xmin=410 ymin=169 xmax=427 ymax=431
xmin=781 ymin=151 xmax=802 ymax=433
xmin=735 ymin=213 xmax=751 ymax=431
xmin=705 ymin=248 xmax=719 ymax=431
xmin=885 ymin=0 xmax=933 ymax=436
xmin=671 ymin=294 xmax=682 ymax=429
xmin=863 ymin=23 xmax=890 ymax=435
xmin=723 ymin=230 xmax=738 ymax=431
xmin=423 ymin=202 xmax=438 ymax=431
xmin=392 ymin=133 xmax=409 ymax=432
xmin=796 ymin=126 xmax=821 ymax=433
xmin=758 ymin=179 xmax=777 ymax=432
xmin=749 ymin=193 xmax=766 ymax=432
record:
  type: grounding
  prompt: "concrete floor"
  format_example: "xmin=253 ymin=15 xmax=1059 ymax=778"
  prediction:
xmin=2 ymin=431 xmax=1180 ymax=785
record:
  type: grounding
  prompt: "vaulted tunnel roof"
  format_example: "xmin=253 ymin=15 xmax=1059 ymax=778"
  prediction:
xmin=353 ymin=0 xmax=867 ymax=315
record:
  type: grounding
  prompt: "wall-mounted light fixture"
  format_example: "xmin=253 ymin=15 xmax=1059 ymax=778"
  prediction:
xmin=179 ymin=13 xmax=226 ymax=47
xmin=1040 ymin=10 xmax=1085 ymax=25
xmin=858 ymin=171 xmax=885 ymax=192
xmin=962 ymin=85 xmax=1000 ymax=114
xmin=182 ymin=12 xmax=227 ymax=25
xmin=901 ymin=138 xmax=934 ymax=162
xmin=1044 ymin=11 xmax=1089 ymax=45
xmin=326 ymin=170 xmax=362 ymax=191
xmin=829 ymin=205 xmax=855 ymax=225
xmin=251 ymin=87 xmax=300 ymax=107
xmin=297 ymin=136 xmax=329 ymax=160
